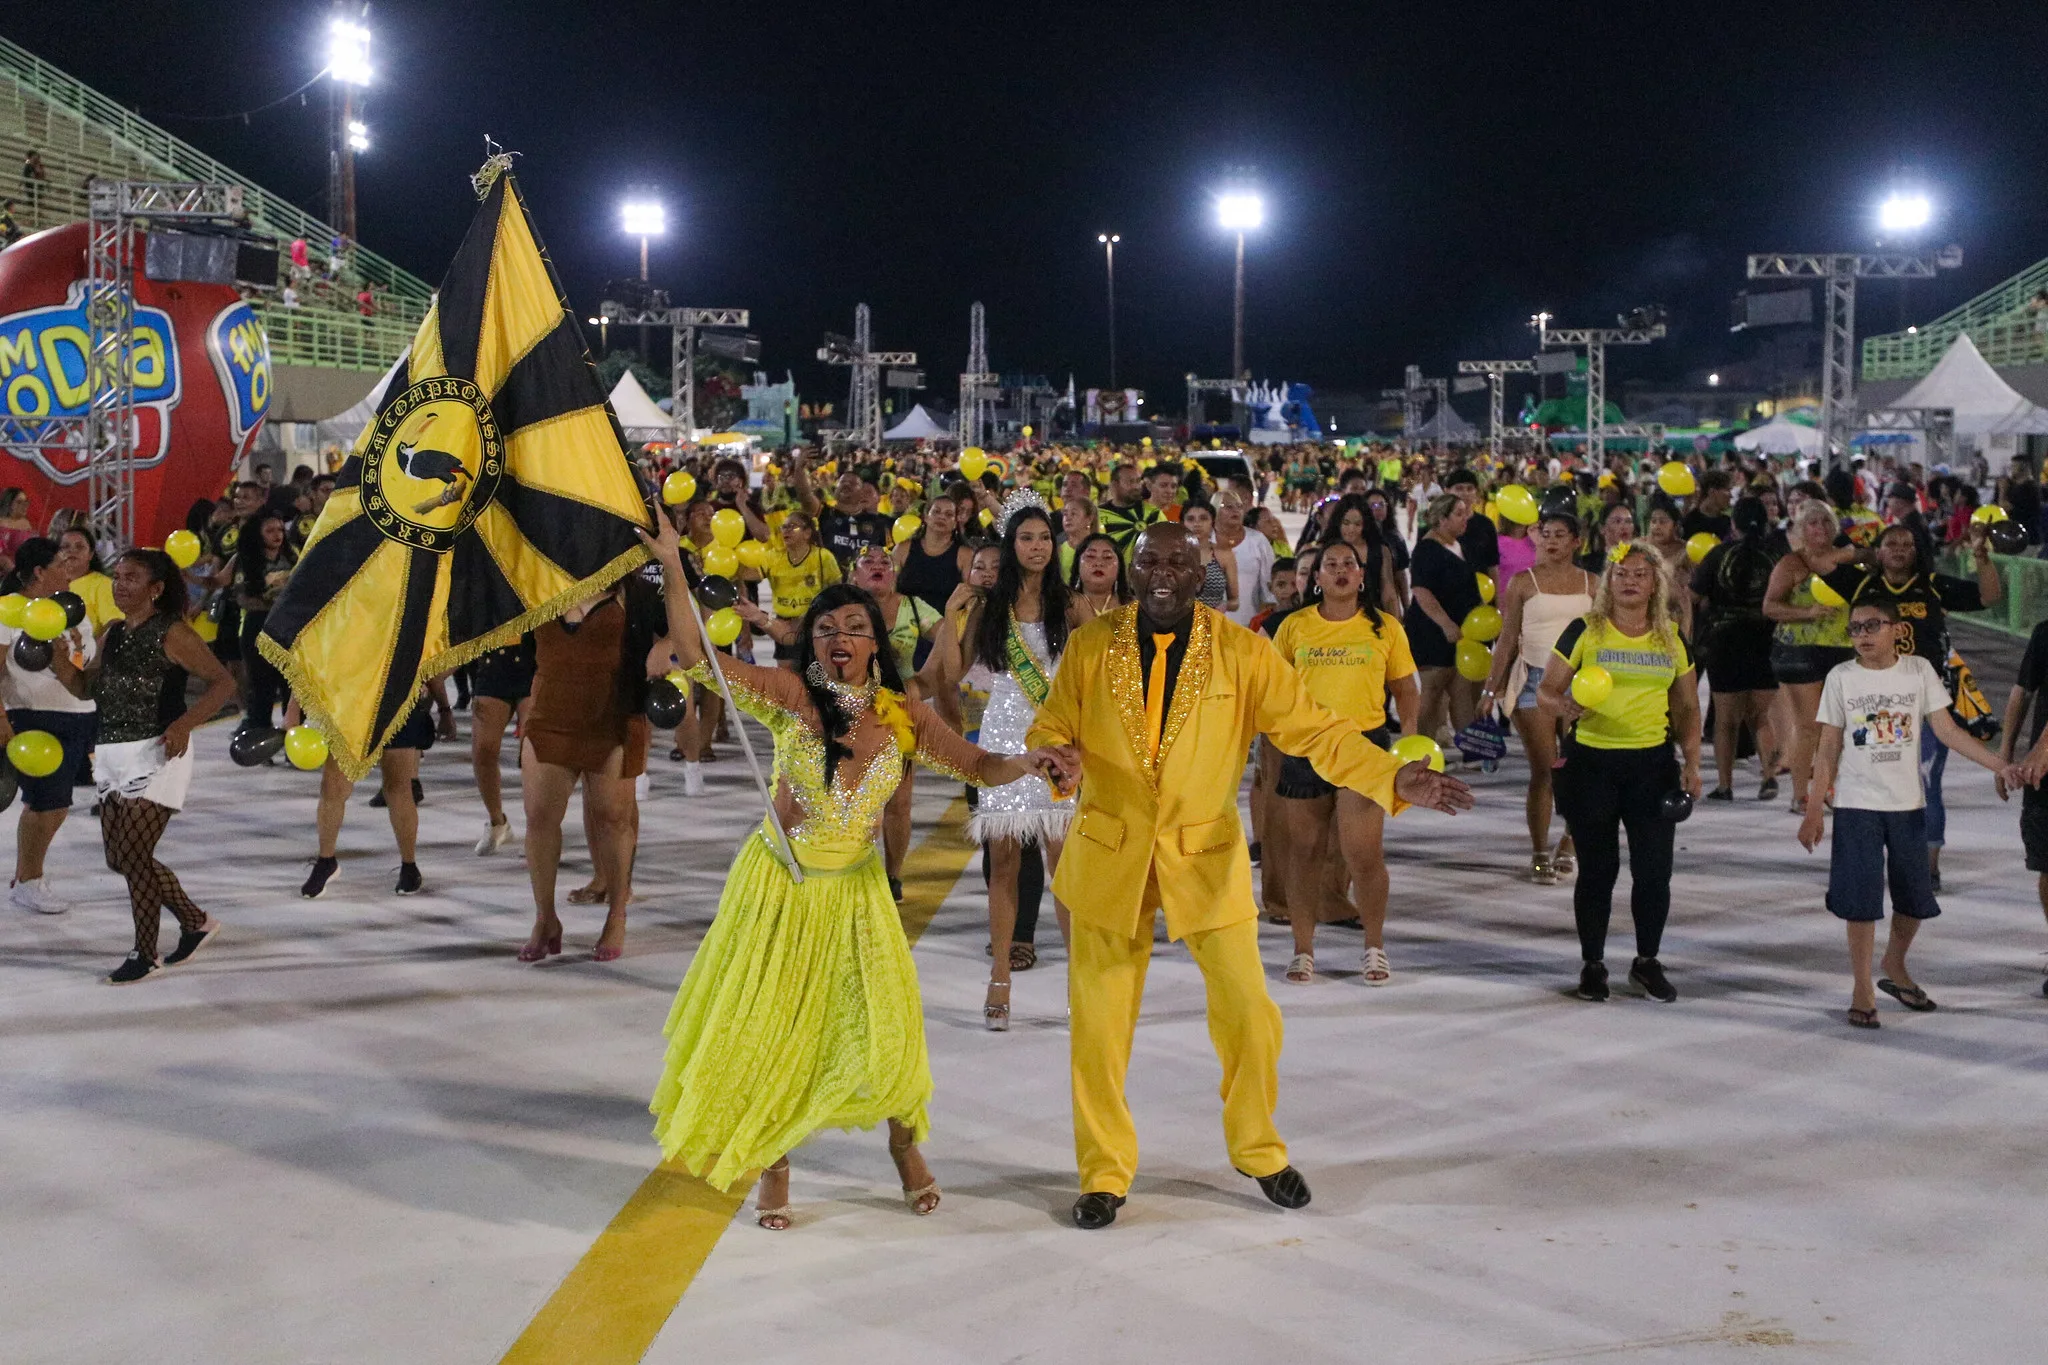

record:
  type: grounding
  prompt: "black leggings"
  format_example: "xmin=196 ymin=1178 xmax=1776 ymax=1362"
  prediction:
xmin=102 ymin=793 xmax=203 ymax=955
xmin=1557 ymin=741 xmax=1677 ymax=963
xmin=240 ymin=610 xmax=287 ymax=729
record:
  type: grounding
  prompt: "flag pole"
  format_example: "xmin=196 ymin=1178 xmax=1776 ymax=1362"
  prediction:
xmin=675 ymin=583 xmax=805 ymax=884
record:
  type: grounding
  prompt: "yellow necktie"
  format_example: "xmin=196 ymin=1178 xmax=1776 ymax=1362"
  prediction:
xmin=1145 ymin=633 xmax=1175 ymax=762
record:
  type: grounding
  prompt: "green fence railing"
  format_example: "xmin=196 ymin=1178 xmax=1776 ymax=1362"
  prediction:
xmin=1936 ymin=549 xmax=2048 ymax=639
xmin=255 ymin=303 xmax=414 ymax=373
xmin=1863 ymin=251 xmax=2048 ymax=381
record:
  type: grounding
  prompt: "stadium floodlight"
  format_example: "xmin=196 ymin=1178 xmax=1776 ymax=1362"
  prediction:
xmin=621 ymin=200 xmax=667 ymax=238
xmin=1215 ymin=192 xmax=1264 ymax=231
xmin=327 ymin=18 xmax=372 ymax=86
xmin=1878 ymin=191 xmax=1932 ymax=234
xmin=346 ymin=120 xmax=369 ymax=153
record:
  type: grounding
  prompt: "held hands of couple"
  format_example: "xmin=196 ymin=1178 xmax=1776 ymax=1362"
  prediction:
xmin=1021 ymin=745 xmax=1081 ymax=794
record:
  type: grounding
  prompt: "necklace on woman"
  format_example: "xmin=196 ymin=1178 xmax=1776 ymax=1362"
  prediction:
xmin=807 ymin=662 xmax=876 ymax=712
xmin=1084 ymin=590 xmax=1116 ymax=615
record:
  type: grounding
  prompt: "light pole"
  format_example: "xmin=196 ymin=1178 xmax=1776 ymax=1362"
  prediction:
xmin=1216 ymin=191 xmax=1262 ymax=380
xmin=1097 ymin=233 xmax=1120 ymax=388
xmin=621 ymin=194 xmax=665 ymax=283
xmin=1878 ymin=189 xmax=1933 ymax=329
xmin=324 ymin=9 xmax=372 ymax=241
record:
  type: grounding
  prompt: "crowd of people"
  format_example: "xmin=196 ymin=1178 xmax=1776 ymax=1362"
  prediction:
xmin=8 ymin=431 xmax=2048 ymax=1229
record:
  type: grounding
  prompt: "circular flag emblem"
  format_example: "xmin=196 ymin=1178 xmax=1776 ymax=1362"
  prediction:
xmin=359 ymin=377 xmax=504 ymax=553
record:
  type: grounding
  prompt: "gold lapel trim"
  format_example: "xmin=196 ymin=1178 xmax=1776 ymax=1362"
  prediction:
xmin=1106 ymin=605 xmax=1148 ymax=775
xmin=1152 ymin=605 xmax=1212 ymax=780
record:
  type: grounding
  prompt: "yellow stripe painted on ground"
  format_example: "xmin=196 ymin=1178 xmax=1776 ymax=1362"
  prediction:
xmin=497 ymin=797 xmax=976 ymax=1365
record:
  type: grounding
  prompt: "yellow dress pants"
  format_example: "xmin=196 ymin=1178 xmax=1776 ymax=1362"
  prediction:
xmin=1068 ymin=907 xmax=1288 ymax=1195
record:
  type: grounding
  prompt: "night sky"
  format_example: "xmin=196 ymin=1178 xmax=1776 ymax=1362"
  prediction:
xmin=14 ymin=2 xmax=2048 ymax=411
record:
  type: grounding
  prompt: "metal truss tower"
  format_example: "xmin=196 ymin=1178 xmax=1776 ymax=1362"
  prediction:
xmin=599 ymin=296 xmax=751 ymax=440
xmin=1538 ymin=323 xmax=1665 ymax=468
xmin=817 ymin=305 xmax=915 ymax=448
xmin=958 ymin=302 xmax=996 ymax=448
xmin=1456 ymin=359 xmax=1537 ymax=460
xmin=1746 ymin=248 xmax=1961 ymax=468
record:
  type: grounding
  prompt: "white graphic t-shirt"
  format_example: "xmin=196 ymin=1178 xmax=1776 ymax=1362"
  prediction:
xmin=1816 ymin=653 xmax=1949 ymax=811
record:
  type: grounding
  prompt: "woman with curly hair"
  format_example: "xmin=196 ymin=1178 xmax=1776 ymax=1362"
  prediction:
xmin=1538 ymin=541 xmax=1703 ymax=1004
xmin=641 ymin=515 xmax=1072 ymax=1231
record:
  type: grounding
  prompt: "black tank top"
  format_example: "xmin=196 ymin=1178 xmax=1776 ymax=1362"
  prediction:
xmin=896 ymin=534 xmax=962 ymax=613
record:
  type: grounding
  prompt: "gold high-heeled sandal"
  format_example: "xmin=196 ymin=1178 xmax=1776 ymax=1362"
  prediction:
xmin=889 ymin=1137 xmax=941 ymax=1216
xmin=755 ymin=1158 xmax=792 ymax=1231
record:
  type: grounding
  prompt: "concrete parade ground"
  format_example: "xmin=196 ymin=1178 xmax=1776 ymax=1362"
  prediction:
xmin=4 ymin=624 xmax=2047 ymax=1365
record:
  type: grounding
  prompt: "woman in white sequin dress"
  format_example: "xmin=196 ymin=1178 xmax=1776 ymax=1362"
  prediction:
xmin=955 ymin=495 xmax=1079 ymax=1030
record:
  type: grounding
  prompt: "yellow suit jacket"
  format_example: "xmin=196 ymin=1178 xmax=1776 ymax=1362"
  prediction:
xmin=1028 ymin=603 xmax=1407 ymax=941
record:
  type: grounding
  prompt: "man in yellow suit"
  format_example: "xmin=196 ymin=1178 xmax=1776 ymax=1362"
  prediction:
xmin=1028 ymin=523 xmax=1473 ymax=1229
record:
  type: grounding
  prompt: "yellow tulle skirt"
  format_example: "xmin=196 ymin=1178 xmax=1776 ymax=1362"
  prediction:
xmin=649 ymin=825 xmax=933 ymax=1192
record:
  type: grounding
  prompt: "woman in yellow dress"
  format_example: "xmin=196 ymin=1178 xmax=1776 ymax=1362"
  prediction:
xmin=641 ymin=516 xmax=1074 ymax=1230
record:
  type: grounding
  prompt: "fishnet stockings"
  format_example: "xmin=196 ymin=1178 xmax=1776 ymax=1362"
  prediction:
xmin=101 ymin=794 xmax=202 ymax=955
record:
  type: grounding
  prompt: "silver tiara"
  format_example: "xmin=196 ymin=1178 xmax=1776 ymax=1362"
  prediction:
xmin=997 ymin=488 xmax=1049 ymax=537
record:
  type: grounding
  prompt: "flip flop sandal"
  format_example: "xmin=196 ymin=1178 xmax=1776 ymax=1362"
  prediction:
xmin=1846 ymin=1007 xmax=1881 ymax=1030
xmin=1877 ymin=978 xmax=1937 ymax=1012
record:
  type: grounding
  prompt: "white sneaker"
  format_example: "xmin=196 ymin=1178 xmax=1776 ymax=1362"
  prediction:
xmin=683 ymin=761 xmax=705 ymax=796
xmin=11 ymin=878 xmax=68 ymax=915
xmin=473 ymin=819 xmax=515 ymax=856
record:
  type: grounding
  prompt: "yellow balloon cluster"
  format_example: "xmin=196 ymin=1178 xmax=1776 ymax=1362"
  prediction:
xmin=736 ymin=539 xmax=772 ymax=570
xmin=22 ymin=598 xmax=66 ymax=641
xmin=702 ymin=545 xmax=739 ymax=578
xmin=710 ymin=508 xmax=746 ymax=547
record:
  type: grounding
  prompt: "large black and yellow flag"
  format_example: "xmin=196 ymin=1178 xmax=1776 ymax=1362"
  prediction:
xmin=261 ymin=161 xmax=653 ymax=779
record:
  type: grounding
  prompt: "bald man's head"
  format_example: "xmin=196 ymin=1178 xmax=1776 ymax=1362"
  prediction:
xmin=1129 ymin=523 xmax=1202 ymax=628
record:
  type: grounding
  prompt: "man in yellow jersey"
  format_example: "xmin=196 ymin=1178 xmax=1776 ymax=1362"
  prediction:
xmin=1028 ymin=523 xmax=1473 ymax=1229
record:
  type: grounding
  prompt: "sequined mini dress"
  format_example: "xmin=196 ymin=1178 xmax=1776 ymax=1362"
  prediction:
xmin=966 ymin=618 xmax=1071 ymax=847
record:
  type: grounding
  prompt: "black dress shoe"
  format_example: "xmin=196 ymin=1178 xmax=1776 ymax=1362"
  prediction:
xmin=1072 ymin=1192 xmax=1125 ymax=1229
xmin=1240 ymin=1165 xmax=1311 ymax=1209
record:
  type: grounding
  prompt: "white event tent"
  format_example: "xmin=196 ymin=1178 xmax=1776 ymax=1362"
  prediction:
xmin=1734 ymin=413 xmax=1821 ymax=457
xmin=1891 ymin=333 xmax=2048 ymax=439
xmin=882 ymin=404 xmax=952 ymax=441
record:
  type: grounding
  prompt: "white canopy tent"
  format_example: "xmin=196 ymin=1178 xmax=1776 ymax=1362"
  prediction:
xmin=1733 ymin=413 xmax=1822 ymax=457
xmin=882 ymin=404 xmax=952 ymax=441
xmin=312 ymin=354 xmax=404 ymax=452
xmin=1412 ymin=405 xmax=1478 ymax=442
xmin=608 ymin=369 xmax=676 ymax=441
xmin=1892 ymin=333 xmax=2048 ymax=439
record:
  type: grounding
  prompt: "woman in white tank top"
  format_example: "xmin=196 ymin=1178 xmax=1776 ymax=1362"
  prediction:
xmin=1481 ymin=509 xmax=1596 ymax=885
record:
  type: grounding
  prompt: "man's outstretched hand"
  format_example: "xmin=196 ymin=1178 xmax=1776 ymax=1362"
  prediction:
xmin=1394 ymin=761 xmax=1475 ymax=815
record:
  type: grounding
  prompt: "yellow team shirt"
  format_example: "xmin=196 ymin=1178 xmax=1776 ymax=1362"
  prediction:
xmin=70 ymin=571 xmax=123 ymax=629
xmin=765 ymin=546 xmax=840 ymax=618
xmin=1272 ymin=606 xmax=1416 ymax=732
xmin=1553 ymin=616 xmax=1691 ymax=750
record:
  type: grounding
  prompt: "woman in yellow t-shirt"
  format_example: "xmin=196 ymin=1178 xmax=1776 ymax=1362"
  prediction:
xmin=1538 ymin=541 xmax=1703 ymax=1005
xmin=1271 ymin=538 xmax=1419 ymax=985
xmin=764 ymin=511 xmax=840 ymax=669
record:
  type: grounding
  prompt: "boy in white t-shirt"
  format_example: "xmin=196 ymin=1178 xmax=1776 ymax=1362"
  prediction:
xmin=1799 ymin=598 xmax=2023 ymax=1028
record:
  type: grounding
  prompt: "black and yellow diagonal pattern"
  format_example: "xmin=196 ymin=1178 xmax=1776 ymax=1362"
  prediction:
xmin=260 ymin=168 xmax=653 ymax=780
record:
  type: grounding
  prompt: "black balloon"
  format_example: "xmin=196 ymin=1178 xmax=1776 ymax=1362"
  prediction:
xmin=11 ymin=634 xmax=51 ymax=672
xmin=1538 ymin=487 xmax=1579 ymax=518
xmin=644 ymin=677 xmax=688 ymax=729
xmin=1660 ymin=789 xmax=1695 ymax=825
xmin=696 ymin=575 xmax=738 ymax=611
xmin=207 ymin=594 xmax=228 ymax=623
xmin=229 ymin=726 xmax=286 ymax=768
xmin=50 ymin=590 xmax=85 ymax=629
xmin=0 ymin=761 xmax=15 ymax=814
xmin=1988 ymin=521 xmax=2028 ymax=555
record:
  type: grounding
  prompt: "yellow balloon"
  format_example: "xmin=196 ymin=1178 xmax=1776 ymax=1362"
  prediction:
xmin=710 ymin=507 xmax=746 ymax=547
xmin=662 ymin=471 xmax=698 ymax=505
xmin=1476 ymin=572 xmax=1496 ymax=605
xmin=893 ymin=513 xmax=923 ymax=545
xmin=22 ymin=598 xmax=66 ymax=641
xmin=1685 ymin=532 xmax=1720 ymax=563
xmin=1571 ymin=664 xmax=1615 ymax=710
xmin=283 ymin=725 xmax=329 ymax=771
xmin=0 ymin=593 xmax=26 ymax=629
xmin=665 ymin=668 xmax=689 ymax=688
xmin=1972 ymin=504 xmax=2010 ymax=525
xmin=1389 ymin=733 xmax=1445 ymax=772
xmin=164 ymin=529 xmax=202 ymax=569
xmin=1140 ymin=436 xmax=1152 ymax=447
xmin=735 ymin=539 xmax=772 ymax=570
xmin=7 ymin=729 xmax=62 ymax=778
xmin=1022 ymin=425 xmax=1034 ymax=438
xmin=702 ymin=545 xmax=739 ymax=578
xmin=1454 ymin=637 xmax=1492 ymax=681
xmin=1809 ymin=574 xmax=1846 ymax=609
xmin=1496 ymin=485 xmax=1539 ymax=525
xmin=704 ymin=607 xmax=743 ymax=647
xmin=1656 ymin=461 xmax=1697 ymax=497
xmin=877 ymin=497 xmax=894 ymax=516
xmin=959 ymin=448 xmax=989 ymax=481
xmin=1460 ymin=604 xmax=1503 ymax=643
xmin=978 ymin=509 xmax=994 ymax=527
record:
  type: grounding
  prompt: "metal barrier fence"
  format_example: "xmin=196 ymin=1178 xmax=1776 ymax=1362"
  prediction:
xmin=1937 ymin=549 xmax=2048 ymax=638
xmin=255 ymin=303 xmax=414 ymax=373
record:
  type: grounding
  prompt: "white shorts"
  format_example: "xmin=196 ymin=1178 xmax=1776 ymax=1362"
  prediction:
xmin=95 ymin=736 xmax=195 ymax=812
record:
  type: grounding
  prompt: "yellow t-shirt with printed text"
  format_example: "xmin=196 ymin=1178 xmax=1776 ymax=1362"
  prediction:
xmin=1272 ymin=606 xmax=1416 ymax=731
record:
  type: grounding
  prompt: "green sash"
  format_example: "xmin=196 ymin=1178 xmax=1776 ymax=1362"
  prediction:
xmin=1004 ymin=612 xmax=1053 ymax=705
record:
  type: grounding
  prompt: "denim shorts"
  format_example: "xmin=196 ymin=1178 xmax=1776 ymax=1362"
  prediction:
xmin=1825 ymin=806 xmax=1940 ymax=922
xmin=1515 ymin=669 xmax=1545 ymax=712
